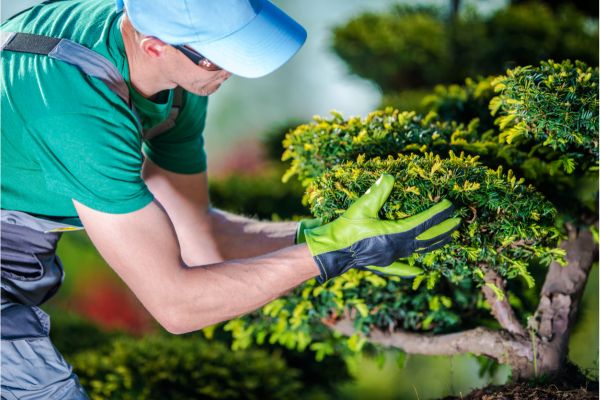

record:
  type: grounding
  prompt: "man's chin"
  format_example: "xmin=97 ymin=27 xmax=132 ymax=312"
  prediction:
xmin=192 ymin=82 xmax=224 ymax=96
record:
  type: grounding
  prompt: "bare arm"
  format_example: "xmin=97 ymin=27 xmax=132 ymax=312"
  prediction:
xmin=141 ymin=159 xmax=298 ymax=263
xmin=74 ymin=199 xmax=319 ymax=334
xmin=207 ymin=209 xmax=298 ymax=259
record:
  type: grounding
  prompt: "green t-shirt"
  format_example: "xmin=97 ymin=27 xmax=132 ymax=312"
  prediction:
xmin=1 ymin=0 xmax=209 ymax=221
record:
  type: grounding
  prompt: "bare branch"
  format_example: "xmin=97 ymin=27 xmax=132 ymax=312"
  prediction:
xmin=481 ymin=266 xmax=526 ymax=337
xmin=324 ymin=317 xmax=532 ymax=373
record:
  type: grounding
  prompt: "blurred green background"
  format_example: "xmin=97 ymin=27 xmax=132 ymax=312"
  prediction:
xmin=2 ymin=0 xmax=598 ymax=398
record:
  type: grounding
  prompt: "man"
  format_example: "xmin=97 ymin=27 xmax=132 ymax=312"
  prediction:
xmin=1 ymin=0 xmax=460 ymax=398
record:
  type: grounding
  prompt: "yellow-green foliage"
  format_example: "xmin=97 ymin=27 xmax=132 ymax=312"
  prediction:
xmin=421 ymin=76 xmax=497 ymax=131
xmin=307 ymin=152 xmax=562 ymax=283
xmin=490 ymin=60 xmax=599 ymax=175
xmin=71 ymin=335 xmax=304 ymax=400
xmin=225 ymin=61 xmax=596 ymax=360
xmin=224 ymin=153 xmax=562 ymax=357
xmin=282 ymin=109 xmax=497 ymax=187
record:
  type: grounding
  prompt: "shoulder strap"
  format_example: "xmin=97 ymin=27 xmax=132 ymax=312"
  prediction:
xmin=2 ymin=31 xmax=131 ymax=105
xmin=142 ymin=86 xmax=185 ymax=140
xmin=2 ymin=31 xmax=184 ymax=140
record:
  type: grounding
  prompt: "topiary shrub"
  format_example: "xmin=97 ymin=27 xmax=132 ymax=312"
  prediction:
xmin=281 ymin=109 xmax=497 ymax=187
xmin=71 ymin=334 xmax=305 ymax=400
xmin=332 ymin=6 xmax=451 ymax=90
xmin=421 ymin=76 xmax=497 ymax=132
xmin=283 ymin=60 xmax=599 ymax=216
xmin=223 ymin=152 xmax=563 ymax=359
xmin=332 ymin=3 xmax=598 ymax=94
xmin=224 ymin=59 xmax=597 ymax=380
xmin=209 ymin=166 xmax=306 ymax=220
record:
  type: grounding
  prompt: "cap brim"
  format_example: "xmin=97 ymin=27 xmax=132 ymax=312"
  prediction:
xmin=187 ymin=0 xmax=306 ymax=78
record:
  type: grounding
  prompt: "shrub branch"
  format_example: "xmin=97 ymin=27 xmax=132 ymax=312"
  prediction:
xmin=481 ymin=265 xmax=526 ymax=337
xmin=325 ymin=318 xmax=532 ymax=370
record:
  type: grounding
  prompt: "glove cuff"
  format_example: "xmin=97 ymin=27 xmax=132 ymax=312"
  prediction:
xmin=294 ymin=218 xmax=323 ymax=244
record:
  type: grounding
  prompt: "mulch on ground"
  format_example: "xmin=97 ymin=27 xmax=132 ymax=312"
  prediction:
xmin=443 ymin=363 xmax=598 ymax=400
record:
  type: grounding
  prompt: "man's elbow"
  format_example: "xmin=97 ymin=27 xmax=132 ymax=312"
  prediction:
xmin=151 ymin=303 xmax=213 ymax=335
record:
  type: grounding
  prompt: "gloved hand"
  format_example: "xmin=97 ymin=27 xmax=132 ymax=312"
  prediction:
xmin=297 ymin=215 xmax=423 ymax=277
xmin=304 ymin=174 xmax=461 ymax=283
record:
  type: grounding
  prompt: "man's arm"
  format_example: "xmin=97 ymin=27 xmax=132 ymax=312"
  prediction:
xmin=141 ymin=159 xmax=299 ymax=264
xmin=74 ymin=199 xmax=319 ymax=334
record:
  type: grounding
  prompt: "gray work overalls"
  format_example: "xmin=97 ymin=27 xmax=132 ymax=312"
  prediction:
xmin=1 ymin=31 xmax=182 ymax=399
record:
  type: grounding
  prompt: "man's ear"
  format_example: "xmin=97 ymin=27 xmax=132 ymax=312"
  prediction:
xmin=140 ymin=37 xmax=168 ymax=59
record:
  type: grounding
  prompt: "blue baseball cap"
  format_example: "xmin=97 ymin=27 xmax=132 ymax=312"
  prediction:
xmin=116 ymin=0 xmax=307 ymax=78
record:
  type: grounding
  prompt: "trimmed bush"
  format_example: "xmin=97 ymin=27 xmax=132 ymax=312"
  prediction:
xmin=332 ymin=6 xmax=451 ymax=90
xmin=282 ymin=110 xmax=497 ymax=187
xmin=220 ymin=60 xmax=600 ymax=360
xmin=70 ymin=334 xmax=305 ymax=400
xmin=490 ymin=60 xmax=599 ymax=175
xmin=209 ymin=166 xmax=306 ymax=220
xmin=332 ymin=3 xmax=598 ymax=93
xmin=224 ymin=151 xmax=563 ymax=356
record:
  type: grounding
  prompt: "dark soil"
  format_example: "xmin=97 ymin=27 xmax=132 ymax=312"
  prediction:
xmin=443 ymin=363 xmax=598 ymax=400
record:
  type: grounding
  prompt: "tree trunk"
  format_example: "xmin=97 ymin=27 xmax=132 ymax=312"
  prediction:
xmin=528 ymin=224 xmax=597 ymax=377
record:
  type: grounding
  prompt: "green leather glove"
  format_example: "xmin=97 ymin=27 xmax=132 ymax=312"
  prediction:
xmin=295 ymin=218 xmax=323 ymax=244
xmin=296 ymin=210 xmax=423 ymax=278
xmin=304 ymin=174 xmax=461 ymax=283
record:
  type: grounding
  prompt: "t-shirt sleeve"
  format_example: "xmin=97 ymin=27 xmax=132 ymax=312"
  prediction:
xmin=25 ymin=112 xmax=154 ymax=214
xmin=142 ymin=92 xmax=208 ymax=174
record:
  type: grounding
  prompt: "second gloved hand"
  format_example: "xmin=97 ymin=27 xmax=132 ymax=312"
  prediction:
xmin=304 ymin=174 xmax=461 ymax=283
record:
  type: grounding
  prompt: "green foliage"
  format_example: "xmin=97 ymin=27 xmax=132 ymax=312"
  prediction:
xmin=283 ymin=60 xmax=599 ymax=216
xmin=421 ymin=76 xmax=497 ymax=132
xmin=48 ymin=311 xmax=351 ymax=399
xmin=225 ymin=271 xmax=487 ymax=356
xmin=235 ymin=59 xmax=600 ymax=360
xmin=209 ymin=166 xmax=306 ymax=220
xmin=307 ymin=153 xmax=561 ymax=283
xmin=486 ymin=4 xmax=598 ymax=72
xmin=70 ymin=334 xmax=304 ymax=400
xmin=332 ymin=6 xmax=450 ymax=90
xmin=282 ymin=109 xmax=497 ymax=187
xmin=332 ymin=3 xmax=598 ymax=93
xmin=225 ymin=152 xmax=562 ymax=356
xmin=490 ymin=60 xmax=599 ymax=174
xmin=48 ymin=310 xmax=126 ymax=358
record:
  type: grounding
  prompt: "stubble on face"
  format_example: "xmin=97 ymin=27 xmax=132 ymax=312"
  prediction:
xmin=188 ymin=71 xmax=232 ymax=96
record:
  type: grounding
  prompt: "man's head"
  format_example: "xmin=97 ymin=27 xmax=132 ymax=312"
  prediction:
xmin=121 ymin=19 xmax=234 ymax=97
xmin=118 ymin=0 xmax=306 ymax=96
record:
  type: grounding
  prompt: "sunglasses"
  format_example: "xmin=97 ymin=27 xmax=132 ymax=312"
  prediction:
xmin=173 ymin=45 xmax=222 ymax=72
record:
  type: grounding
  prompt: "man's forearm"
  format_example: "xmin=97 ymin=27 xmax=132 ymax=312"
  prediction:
xmin=208 ymin=208 xmax=298 ymax=259
xmin=168 ymin=244 xmax=317 ymax=333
